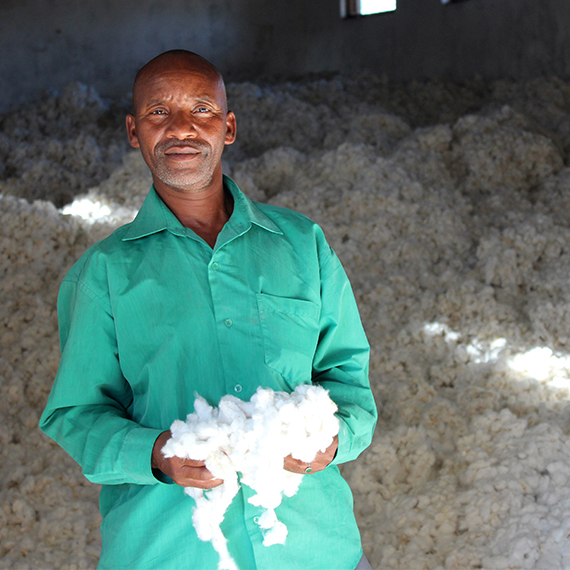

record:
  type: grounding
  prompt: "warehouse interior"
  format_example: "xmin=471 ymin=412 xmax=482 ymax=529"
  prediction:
xmin=2 ymin=0 xmax=570 ymax=110
xmin=3 ymin=1 xmax=570 ymax=569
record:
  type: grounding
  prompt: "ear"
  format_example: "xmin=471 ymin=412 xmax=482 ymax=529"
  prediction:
xmin=224 ymin=111 xmax=237 ymax=146
xmin=126 ymin=114 xmax=140 ymax=149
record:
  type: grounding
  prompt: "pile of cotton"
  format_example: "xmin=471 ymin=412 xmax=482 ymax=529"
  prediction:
xmin=3 ymin=73 xmax=570 ymax=569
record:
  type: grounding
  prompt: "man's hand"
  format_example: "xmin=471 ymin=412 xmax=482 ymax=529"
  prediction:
xmin=151 ymin=431 xmax=224 ymax=489
xmin=283 ymin=435 xmax=338 ymax=475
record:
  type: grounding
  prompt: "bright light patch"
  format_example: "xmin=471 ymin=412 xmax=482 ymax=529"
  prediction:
xmin=360 ymin=0 xmax=397 ymax=15
xmin=61 ymin=198 xmax=111 ymax=221
xmin=466 ymin=337 xmax=507 ymax=364
xmin=508 ymin=347 xmax=570 ymax=387
xmin=423 ymin=322 xmax=507 ymax=364
xmin=423 ymin=322 xmax=461 ymax=342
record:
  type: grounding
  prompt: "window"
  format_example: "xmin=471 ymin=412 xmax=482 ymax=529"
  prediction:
xmin=342 ymin=0 xmax=397 ymax=17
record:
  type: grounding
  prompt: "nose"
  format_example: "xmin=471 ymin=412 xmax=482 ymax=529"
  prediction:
xmin=165 ymin=110 xmax=197 ymax=139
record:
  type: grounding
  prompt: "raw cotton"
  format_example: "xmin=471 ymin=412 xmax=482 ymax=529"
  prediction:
xmin=5 ymin=74 xmax=570 ymax=569
xmin=161 ymin=384 xmax=339 ymax=570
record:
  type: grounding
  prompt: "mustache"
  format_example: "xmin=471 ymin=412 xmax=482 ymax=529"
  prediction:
xmin=155 ymin=139 xmax=209 ymax=155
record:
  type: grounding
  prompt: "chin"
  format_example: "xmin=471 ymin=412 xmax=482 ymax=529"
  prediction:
xmin=159 ymin=173 xmax=215 ymax=193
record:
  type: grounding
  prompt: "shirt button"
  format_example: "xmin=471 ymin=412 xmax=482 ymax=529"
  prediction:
xmin=234 ymin=384 xmax=243 ymax=393
xmin=253 ymin=516 xmax=260 ymax=524
xmin=211 ymin=262 xmax=219 ymax=270
xmin=225 ymin=319 xmax=233 ymax=327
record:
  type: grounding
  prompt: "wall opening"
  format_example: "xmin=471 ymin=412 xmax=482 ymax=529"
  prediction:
xmin=342 ymin=0 xmax=397 ymax=17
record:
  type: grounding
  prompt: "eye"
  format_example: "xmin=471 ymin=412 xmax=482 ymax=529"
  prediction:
xmin=195 ymin=106 xmax=211 ymax=114
xmin=150 ymin=109 xmax=167 ymax=115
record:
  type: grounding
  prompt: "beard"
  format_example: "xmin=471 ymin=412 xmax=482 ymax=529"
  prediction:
xmin=151 ymin=138 xmax=218 ymax=192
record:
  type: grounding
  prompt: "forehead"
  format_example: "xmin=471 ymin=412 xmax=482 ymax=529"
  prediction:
xmin=134 ymin=65 xmax=226 ymax=109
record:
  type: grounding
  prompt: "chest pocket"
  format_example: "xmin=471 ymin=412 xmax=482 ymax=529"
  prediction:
xmin=256 ymin=292 xmax=320 ymax=383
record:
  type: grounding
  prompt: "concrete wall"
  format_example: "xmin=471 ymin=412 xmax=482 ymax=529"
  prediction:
xmin=2 ymin=0 xmax=570 ymax=111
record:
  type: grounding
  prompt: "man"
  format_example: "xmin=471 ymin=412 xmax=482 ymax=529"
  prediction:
xmin=40 ymin=50 xmax=377 ymax=570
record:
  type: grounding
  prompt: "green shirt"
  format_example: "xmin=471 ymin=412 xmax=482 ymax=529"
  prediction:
xmin=40 ymin=176 xmax=377 ymax=570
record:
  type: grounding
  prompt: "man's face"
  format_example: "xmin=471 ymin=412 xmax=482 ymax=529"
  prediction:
xmin=126 ymin=63 xmax=236 ymax=194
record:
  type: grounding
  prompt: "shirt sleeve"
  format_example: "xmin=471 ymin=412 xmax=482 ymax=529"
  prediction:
xmin=39 ymin=274 xmax=164 ymax=486
xmin=312 ymin=237 xmax=378 ymax=465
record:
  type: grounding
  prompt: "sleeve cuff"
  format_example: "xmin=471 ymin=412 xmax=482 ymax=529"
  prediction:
xmin=330 ymin=416 xmax=351 ymax=466
xmin=120 ymin=427 xmax=168 ymax=485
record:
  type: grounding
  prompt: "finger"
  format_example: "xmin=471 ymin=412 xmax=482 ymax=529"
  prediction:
xmin=283 ymin=455 xmax=304 ymax=473
xmin=180 ymin=457 xmax=207 ymax=468
xmin=175 ymin=466 xmax=224 ymax=488
xmin=283 ymin=455 xmax=315 ymax=474
xmin=181 ymin=476 xmax=224 ymax=489
xmin=179 ymin=464 xmax=216 ymax=480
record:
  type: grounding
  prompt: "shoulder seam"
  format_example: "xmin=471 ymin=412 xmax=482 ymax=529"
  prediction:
xmin=76 ymin=278 xmax=113 ymax=316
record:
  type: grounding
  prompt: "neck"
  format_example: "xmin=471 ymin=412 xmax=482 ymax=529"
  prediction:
xmin=154 ymin=175 xmax=233 ymax=248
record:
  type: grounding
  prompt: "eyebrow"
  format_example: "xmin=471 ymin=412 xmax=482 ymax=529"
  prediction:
xmin=141 ymin=93 xmax=221 ymax=109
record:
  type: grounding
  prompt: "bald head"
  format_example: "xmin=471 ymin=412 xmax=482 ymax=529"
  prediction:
xmin=132 ymin=50 xmax=227 ymax=114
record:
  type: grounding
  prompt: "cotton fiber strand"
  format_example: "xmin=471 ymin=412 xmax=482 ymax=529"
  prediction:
xmin=161 ymin=384 xmax=339 ymax=570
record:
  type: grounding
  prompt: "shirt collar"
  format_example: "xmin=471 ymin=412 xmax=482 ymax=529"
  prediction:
xmin=122 ymin=175 xmax=282 ymax=242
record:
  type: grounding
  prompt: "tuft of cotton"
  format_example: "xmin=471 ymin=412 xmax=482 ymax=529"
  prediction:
xmin=161 ymin=384 xmax=339 ymax=570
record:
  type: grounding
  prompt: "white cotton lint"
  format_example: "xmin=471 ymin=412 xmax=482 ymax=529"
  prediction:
xmin=6 ymin=75 xmax=570 ymax=569
xmin=161 ymin=385 xmax=339 ymax=570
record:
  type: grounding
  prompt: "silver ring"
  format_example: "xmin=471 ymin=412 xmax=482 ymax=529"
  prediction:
xmin=304 ymin=463 xmax=312 ymax=474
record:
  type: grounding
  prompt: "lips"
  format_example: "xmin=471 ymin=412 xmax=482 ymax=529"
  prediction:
xmin=164 ymin=146 xmax=200 ymax=155
xmin=156 ymin=140 xmax=208 ymax=162
xmin=163 ymin=144 xmax=201 ymax=163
